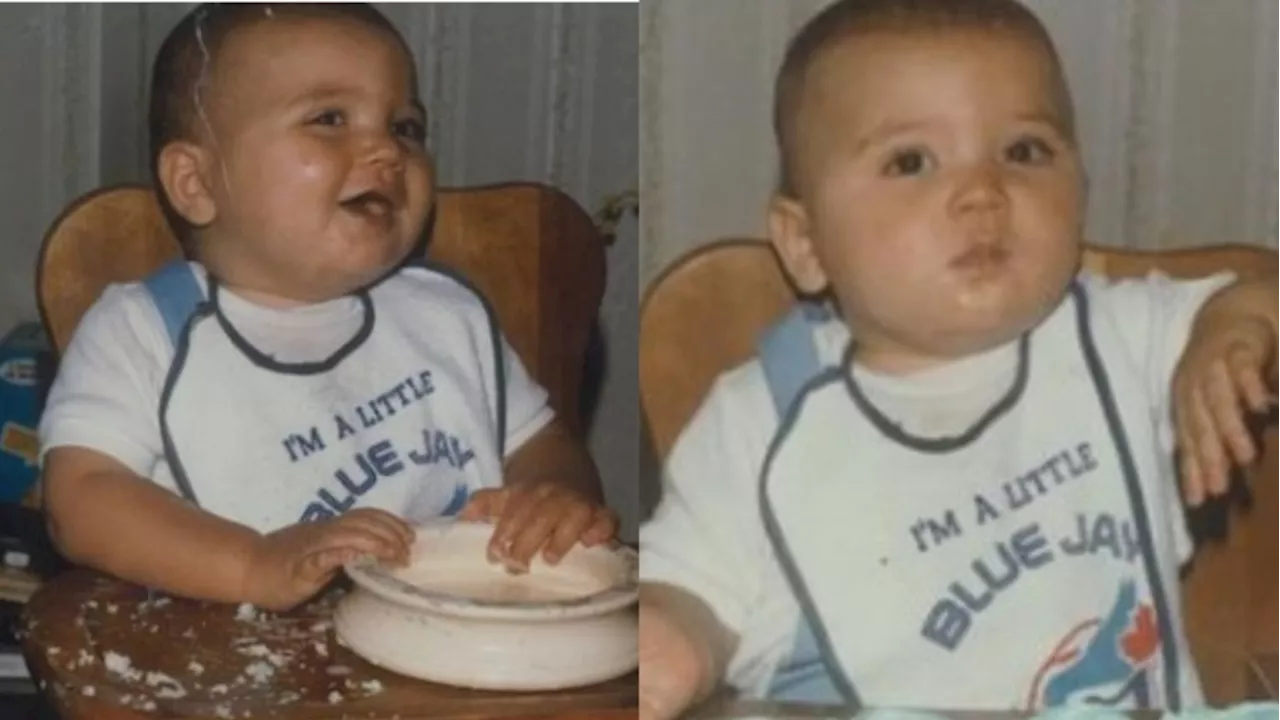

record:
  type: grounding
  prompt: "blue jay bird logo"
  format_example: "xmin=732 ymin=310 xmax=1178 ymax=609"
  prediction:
xmin=1027 ymin=579 xmax=1161 ymax=709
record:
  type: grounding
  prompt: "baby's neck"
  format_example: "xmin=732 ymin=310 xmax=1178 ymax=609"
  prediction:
xmin=853 ymin=344 xmax=965 ymax=376
xmin=221 ymin=283 xmax=317 ymax=310
xmin=852 ymin=331 xmax=1019 ymax=377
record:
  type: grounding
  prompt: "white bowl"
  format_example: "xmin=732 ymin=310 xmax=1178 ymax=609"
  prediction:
xmin=335 ymin=519 xmax=638 ymax=691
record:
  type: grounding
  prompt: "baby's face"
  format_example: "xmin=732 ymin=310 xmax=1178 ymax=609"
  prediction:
xmin=779 ymin=29 xmax=1084 ymax=368
xmin=200 ymin=15 xmax=433 ymax=302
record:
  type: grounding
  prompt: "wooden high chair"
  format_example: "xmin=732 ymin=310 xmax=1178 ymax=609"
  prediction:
xmin=640 ymin=238 xmax=1278 ymax=706
xmin=37 ymin=183 xmax=605 ymax=434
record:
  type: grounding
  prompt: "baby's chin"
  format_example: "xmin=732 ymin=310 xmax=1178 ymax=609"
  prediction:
xmin=928 ymin=293 xmax=1062 ymax=356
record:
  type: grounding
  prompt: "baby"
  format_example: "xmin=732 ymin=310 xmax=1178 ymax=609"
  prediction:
xmin=38 ymin=4 xmax=616 ymax=612
xmin=639 ymin=0 xmax=1276 ymax=716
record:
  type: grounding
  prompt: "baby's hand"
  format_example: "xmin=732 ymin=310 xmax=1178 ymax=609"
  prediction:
xmin=1173 ymin=314 xmax=1276 ymax=506
xmin=241 ymin=508 xmax=415 ymax=611
xmin=459 ymin=484 xmax=617 ymax=570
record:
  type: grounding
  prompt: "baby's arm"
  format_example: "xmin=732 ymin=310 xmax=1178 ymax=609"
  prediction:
xmin=458 ymin=330 xmax=615 ymax=568
xmin=503 ymin=416 xmax=606 ymax=503
xmin=639 ymin=369 xmax=778 ymax=719
xmin=640 ymin=582 xmax=739 ymax=720
xmin=43 ymin=446 xmax=262 ymax=602
xmin=44 ymin=446 xmax=412 ymax=610
xmin=1173 ymin=273 xmax=1278 ymax=504
xmin=38 ymin=288 xmax=262 ymax=600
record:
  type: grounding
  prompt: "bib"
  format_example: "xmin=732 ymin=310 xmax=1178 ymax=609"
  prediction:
xmin=145 ymin=261 xmax=506 ymax=533
xmin=756 ymin=284 xmax=1198 ymax=711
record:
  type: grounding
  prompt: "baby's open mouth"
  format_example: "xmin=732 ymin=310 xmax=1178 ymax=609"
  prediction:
xmin=340 ymin=190 xmax=395 ymax=221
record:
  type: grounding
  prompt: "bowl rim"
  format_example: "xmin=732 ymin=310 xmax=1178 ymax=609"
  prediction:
xmin=342 ymin=518 xmax=638 ymax=620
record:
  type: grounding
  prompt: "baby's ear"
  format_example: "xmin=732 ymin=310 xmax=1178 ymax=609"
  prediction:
xmin=768 ymin=195 xmax=828 ymax=295
xmin=156 ymin=141 xmax=219 ymax=227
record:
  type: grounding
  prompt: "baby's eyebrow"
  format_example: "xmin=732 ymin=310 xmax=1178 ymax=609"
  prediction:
xmin=1011 ymin=111 xmax=1071 ymax=138
xmin=850 ymin=120 xmax=931 ymax=156
xmin=284 ymin=84 xmax=355 ymax=109
xmin=284 ymin=85 xmax=427 ymax=118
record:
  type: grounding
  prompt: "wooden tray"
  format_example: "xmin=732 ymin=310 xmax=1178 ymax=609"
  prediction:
xmin=20 ymin=569 xmax=636 ymax=719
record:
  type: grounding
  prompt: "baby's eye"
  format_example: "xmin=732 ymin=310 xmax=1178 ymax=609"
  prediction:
xmin=1005 ymin=137 xmax=1055 ymax=165
xmin=308 ymin=109 xmax=346 ymax=128
xmin=393 ymin=118 xmax=427 ymax=144
xmin=882 ymin=148 xmax=933 ymax=177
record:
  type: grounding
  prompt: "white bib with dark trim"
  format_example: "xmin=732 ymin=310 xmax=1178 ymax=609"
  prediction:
xmin=758 ymin=285 xmax=1200 ymax=711
xmin=155 ymin=264 xmax=505 ymax=534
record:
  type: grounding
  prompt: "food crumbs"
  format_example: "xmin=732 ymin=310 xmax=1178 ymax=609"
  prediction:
xmin=103 ymin=651 xmax=143 ymax=682
xmin=144 ymin=670 xmax=186 ymax=699
xmin=244 ymin=660 xmax=275 ymax=684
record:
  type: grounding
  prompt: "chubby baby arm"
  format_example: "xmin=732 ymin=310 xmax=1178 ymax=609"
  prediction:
xmin=640 ymin=582 xmax=740 ymax=720
xmin=43 ymin=445 xmax=261 ymax=602
xmin=1173 ymin=272 xmax=1278 ymax=504
xmin=43 ymin=446 xmax=413 ymax=611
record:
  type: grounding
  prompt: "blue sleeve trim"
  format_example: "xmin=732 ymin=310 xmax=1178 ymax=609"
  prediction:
xmin=142 ymin=261 xmax=204 ymax=350
xmin=758 ymin=303 xmax=830 ymax=418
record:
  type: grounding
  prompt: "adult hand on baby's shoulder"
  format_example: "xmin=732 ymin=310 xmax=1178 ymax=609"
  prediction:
xmin=459 ymin=484 xmax=617 ymax=571
xmin=1174 ymin=309 xmax=1276 ymax=506
xmin=239 ymin=508 xmax=415 ymax=611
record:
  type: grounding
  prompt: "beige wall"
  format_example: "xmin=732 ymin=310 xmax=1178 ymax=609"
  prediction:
xmin=640 ymin=0 xmax=1279 ymax=287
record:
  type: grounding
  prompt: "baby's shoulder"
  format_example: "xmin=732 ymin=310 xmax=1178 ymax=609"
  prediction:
xmin=672 ymin=357 xmax=779 ymax=463
xmin=73 ymin=278 xmax=177 ymax=357
xmin=53 ymin=276 xmax=179 ymax=393
xmin=377 ymin=263 xmax=494 ymax=321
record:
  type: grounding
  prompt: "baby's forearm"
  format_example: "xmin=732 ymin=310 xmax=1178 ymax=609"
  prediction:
xmin=641 ymin=582 xmax=740 ymax=702
xmin=1195 ymin=274 xmax=1279 ymax=371
xmin=43 ymin=447 xmax=260 ymax=604
xmin=503 ymin=419 xmax=605 ymax=503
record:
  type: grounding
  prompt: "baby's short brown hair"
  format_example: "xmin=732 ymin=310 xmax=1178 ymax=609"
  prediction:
xmin=773 ymin=0 xmax=1074 ymax=197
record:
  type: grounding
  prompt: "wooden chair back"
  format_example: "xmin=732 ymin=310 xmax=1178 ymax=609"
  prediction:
xmin=36 ymin=183 xmax=605 ymax=433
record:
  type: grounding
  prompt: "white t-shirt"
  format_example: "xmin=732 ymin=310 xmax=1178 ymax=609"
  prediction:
xmin=639 ymin=270 xmax=1232 ymax=700
xmin=39 ymin=262 xmax=553 ymax=530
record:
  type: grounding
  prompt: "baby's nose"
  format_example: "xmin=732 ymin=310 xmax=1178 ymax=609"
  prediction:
xmin=360 ymin=129 xmax=406 ymax=168
xmin=951 ymin=163 xmax=1009 ymax=213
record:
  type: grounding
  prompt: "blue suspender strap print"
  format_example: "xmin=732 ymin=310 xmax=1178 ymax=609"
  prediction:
xmin=142 ymin=260 xmax=204 ymax=349
xmin=756 ymin=302 xmax=848 ymax=705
